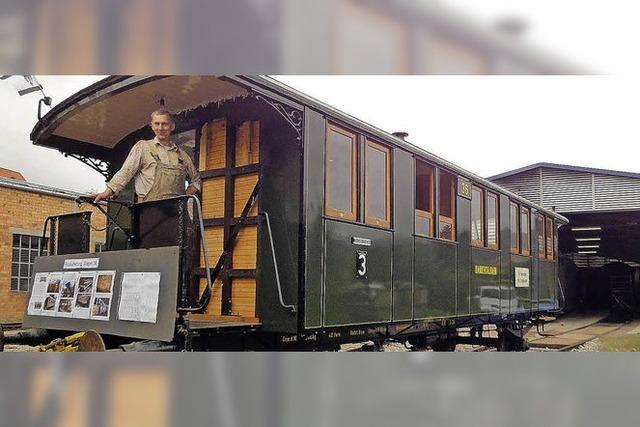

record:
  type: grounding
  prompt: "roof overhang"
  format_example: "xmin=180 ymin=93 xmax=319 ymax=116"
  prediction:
xmin=31 ymin=76 xmax=250 ymax=156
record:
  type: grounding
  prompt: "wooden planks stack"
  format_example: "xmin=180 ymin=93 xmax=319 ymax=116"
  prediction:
xmin=190 ymin=118 xmax=260 ymax=323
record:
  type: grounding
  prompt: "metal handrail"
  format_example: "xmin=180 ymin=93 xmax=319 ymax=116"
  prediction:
xmin=260 ymin=211 xmax=296 ymax=314
xmin=75 ymin=196 xmax=133 ymax=247
xmin=171 ymin=194 xmax=212 ymax=313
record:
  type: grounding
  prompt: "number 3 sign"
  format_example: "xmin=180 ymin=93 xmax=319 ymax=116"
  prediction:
xmin=356 ymin=251 xmax=367 ymax=279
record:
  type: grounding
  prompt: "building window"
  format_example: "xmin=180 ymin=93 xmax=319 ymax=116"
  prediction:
xmin=364 ymin=139 xmax=391 ymax=228
xmin=471 ymin=185 xmax=484 ymax=247
xmin=438 ymin=170 xmax=456 ymax=241
xmin=520 ymin=207 xmax=531 ymax=256
xmin=510 ymin=202 xmax=519 ymax=254
xmin=537 ymin=214 xmax=546 ymax=258
xmin=486 ymin=193 xmax=499 ymax=250
xmin=11 ymin=234 xmax=48 ymax=292
xmin=95 ymin=242 xmax=106 ymax=253
xmin=415 ymin=160 xmax=434 ymax=237
xmin=325 ymin=124 xmax=357 ymax=221
xmin=546 ymin=217 xmax=554 ymax=260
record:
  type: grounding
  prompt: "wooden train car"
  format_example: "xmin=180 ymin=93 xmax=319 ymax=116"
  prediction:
xmin=23 ymin=76 xmax=567 ymax=351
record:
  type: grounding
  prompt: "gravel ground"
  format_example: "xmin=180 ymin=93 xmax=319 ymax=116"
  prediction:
xmin=572 ymin=340 xmax=599 ymax=352
xmin=3 ymin=344 xmax=38 ymax=352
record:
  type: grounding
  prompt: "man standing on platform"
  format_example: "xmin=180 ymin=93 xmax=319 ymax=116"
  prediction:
xmin=93 ymin=109 xmax=200 ymax=203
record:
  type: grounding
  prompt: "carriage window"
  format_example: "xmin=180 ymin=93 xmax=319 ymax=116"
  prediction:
xmin=415 ymin=160 xmax=434 ymax=236
xmin=546 ymin=217 xmax=554 ymax=260
xmin=520 ymin=207 xmax=530 ymax=256
xmin=438 ymin=170 xmax=456 ymax=241
xmin=325 ymin=124 xmax=357 ymax=221
xmin=537 ymin=214 xmax=546 ymax=258
xmin=487 ymin=193 xmax=499 ymax=250
xmin=510 ymin=202 xmax=519 ymax=254
xmin=471 ymin=186 xmax=484 ymax=247
xmin=365 ymin=140 xmax=391 ymax=228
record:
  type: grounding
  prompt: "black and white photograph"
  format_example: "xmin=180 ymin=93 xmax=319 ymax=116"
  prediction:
xmin=42 ymin=294 xmax=57 ymax=313
xmin=77 ymin=275 xmax=95 ymax=294
xmin=59 ymin=272 xmax=78 ymax=298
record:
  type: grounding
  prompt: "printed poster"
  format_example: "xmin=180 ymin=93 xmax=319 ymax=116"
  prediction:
xmin=90 ymin=271 xmax=115 ymax=321
xmin=41 ymin=272 xmax=62 ymax=316
xmin=118 ymin=272 xmax=161 ymax=323
xmin=72 ymin=271 xmax=96 ymax=319
xmin=56 ymin=272 xmax=78 ymax=317
xmin=27 ymin=273 xmax=49 ymax=315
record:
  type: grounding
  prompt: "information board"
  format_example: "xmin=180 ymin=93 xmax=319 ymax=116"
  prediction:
xmin=22 ymin=246 xmax=180 ymax=341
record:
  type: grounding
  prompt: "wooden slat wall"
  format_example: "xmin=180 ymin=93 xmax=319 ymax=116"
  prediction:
xmin=190 ymin=118 xmax=260 ymax=322
xmin=232 ymin=225 xmax=258 ymax=269
xmin=234 ymin=174 xmax=259 ymax=217
xmin=199 ymin=119 xmax=227 ymax=170
xmin=235 ymin=121 xmax=260 ymax=166
xmin=231 ymin=278 xmax=257 ymax=317
xmin=200 ymin=227 xmax=224 ymax=266
xmin=197 ymin=278 xmax=223 ymax=315
xmin=201 ymin=178 xmax=225 ymax=219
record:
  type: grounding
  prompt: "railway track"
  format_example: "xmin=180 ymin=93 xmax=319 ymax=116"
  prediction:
xmin=527 ymin=319 xmax=627 ymax=352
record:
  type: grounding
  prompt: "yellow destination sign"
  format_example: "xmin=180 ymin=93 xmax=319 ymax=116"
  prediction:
xmin=474 ymin=265 xmax=497 ymax=275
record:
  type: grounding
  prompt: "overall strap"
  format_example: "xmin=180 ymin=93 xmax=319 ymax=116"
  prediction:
xmin=146 ymin=139 xmax=162 ymax=162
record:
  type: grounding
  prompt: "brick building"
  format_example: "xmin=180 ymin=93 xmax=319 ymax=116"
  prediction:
xmin=0 ymin=174 xmax=106 ymax=324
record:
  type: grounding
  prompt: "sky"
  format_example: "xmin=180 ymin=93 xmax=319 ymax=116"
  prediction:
xmin=1 ymin=75 xmax=106 ymax=192
xmin=1 ymin=75 xmax=639 ymax=193
xmin=2 ymin=1 xmax=640 ymax=192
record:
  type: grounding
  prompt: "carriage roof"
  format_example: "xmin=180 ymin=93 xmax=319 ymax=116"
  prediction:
xmin=31 ymin=75 xmax=567 ymax=222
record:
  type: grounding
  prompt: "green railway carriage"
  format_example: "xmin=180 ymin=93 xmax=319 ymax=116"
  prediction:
xmin=18 ymin=75 xmax=567 ymax=351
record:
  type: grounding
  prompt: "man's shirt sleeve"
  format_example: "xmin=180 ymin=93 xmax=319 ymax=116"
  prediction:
xmin=185 ymin=154 xmax=201 ymax=191
xmin=106 ymin=142 xmax=143 ymax=194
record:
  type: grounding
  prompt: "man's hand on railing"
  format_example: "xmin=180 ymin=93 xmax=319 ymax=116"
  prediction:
xmin=76 ymin=194 xmax=108 ymax=206
xmin=92 ymin=188 xmax=114 ymax=203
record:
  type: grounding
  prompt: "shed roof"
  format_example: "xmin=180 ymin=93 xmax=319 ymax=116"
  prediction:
xmin=488 ymin=163 xmax=640 ymax=181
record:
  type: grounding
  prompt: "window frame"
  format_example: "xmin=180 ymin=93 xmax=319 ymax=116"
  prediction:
xmin=520 ymin=206 xmax=531 ymax=256
xmin=471 ymin=185 xmax=484 ymax=247
xmin=438 ymin=169 xmax=456 ymax=241
xmin=415 ymin=159 xmax=434 ymax=237
xmin=546 ymin=217 xmax=554 ymax=260
xmin=486 ymin=192 xmax=499 ymax=250
xmin=11 ymin=234 xmax=48 ymax=292
xmin=95 ymin=241 xmax=107 ymax=253
xmin=537 ymin=213 xmax=546 ymax=258
xmin=509 ymin=201 xmax=520 ymax=254
xmin=325 ymin=123 xmax=358 ymax=221
xmin=364 ymin=138 xmax=392 ymax=228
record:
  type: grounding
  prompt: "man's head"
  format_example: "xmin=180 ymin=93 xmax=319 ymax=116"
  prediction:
xmin=150 ymin=109 xmax=176 ymax=142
